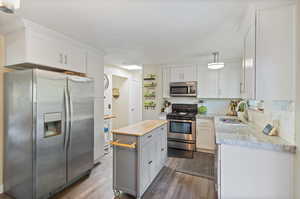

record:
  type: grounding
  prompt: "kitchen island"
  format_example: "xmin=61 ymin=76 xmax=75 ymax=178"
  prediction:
xmin=111 ymin=120 xmax=168 ymax=199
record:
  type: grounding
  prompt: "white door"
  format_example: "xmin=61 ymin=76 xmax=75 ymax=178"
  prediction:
xmin=130 ymin=79 xmax=142 ymax=124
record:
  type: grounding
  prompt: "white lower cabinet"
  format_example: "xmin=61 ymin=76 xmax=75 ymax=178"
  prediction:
xmin=196 ymin=119 xmax=215 ymax=151
xmin=218 ymin=144 xmax=294 ymax=199
xmin=113 ymin=124 xmax=168 ymax=199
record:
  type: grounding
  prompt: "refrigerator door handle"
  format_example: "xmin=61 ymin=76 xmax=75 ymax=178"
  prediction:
xmin=68 ymin=88 xmax=73 ymax=149
xmin=64 ymin=87 xmax=70 ymax=150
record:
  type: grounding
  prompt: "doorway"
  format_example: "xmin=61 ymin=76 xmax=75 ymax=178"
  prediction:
xmin=111 ymin=75 xmax=129 ymax=129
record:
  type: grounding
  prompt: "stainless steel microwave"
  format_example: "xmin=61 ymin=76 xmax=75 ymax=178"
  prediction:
xmin=170 ymin=81 xmax=197 ymax=97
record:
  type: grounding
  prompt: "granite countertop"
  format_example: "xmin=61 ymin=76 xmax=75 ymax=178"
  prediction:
xmin=196 ymin=114 xmax=296 ymax=154
xmin=112 ymin=120 xmax=168 ymax=136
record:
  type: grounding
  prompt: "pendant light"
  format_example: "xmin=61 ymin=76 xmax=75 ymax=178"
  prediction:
xmin=208 ymin=52 xmax=225 ymax=70
xmin=0 ymin=0 xmax=20 ymax=14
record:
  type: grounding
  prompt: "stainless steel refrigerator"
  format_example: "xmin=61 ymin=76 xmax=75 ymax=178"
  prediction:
xmin=4 ymin=69 xmax=94 ymax=199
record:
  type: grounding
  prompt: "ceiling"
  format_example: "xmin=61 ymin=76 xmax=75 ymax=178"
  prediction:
xmin=0 ymin=0 xmax=276 ymax=65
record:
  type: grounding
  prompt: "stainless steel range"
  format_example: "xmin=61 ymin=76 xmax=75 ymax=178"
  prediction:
xmin=167 ymin=104 xmax=197 ymax=151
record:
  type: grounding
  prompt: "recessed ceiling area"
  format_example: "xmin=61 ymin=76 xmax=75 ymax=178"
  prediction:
xmin=0 ymin=0 xmax=280 ymax=65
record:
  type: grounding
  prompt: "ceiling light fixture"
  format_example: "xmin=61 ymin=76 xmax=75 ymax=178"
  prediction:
xmin=120 ymin=65 xmax=142 ymax=70
xmin=208 ymin=52 xmax=225 ymax=70
xmin=0 ymin=0 xmax=20 ymax=14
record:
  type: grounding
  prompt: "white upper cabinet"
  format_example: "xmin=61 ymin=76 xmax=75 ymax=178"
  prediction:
xmin=198 ymin=66 xmax=219 ymax=98
xmin=170 ymin=65 xmax=197 ymax=82
xmin=5 ymin=20 xmax=87 ymax=73
xmin=64 ymin=42 xmax=87 ymax=73
xmin=198 ymin=62 xmax=241 ymax=99
xmin=256 ymin=4 xmax=295 ymax=101
xmin=219 ymin=63 xmax=241 ymax=99
xmin=242 ymin=22 xmax=256 ymax=100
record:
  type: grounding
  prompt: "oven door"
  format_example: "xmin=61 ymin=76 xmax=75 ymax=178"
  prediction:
xmin=168 ymin=120 xmax=196 ymax=141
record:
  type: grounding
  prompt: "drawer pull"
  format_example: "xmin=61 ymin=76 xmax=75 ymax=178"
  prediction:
xmin=161 ymin=148 xmax=164 ymax=151
xmin=147 ymin=135 xmax=152 ymax=138
xmin=148 ymin=161 xmax=153 ymax=165
xmin=110 ymin=140 xmax=136 ymax=149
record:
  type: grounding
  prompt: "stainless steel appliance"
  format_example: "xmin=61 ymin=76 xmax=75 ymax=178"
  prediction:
xmin=170 ymin=81 xmax=197 ymax=97
xmin=167 ymin=104 xmax=197 ymax=151
xmin=4 ymin=69 xmax=94 ymax=199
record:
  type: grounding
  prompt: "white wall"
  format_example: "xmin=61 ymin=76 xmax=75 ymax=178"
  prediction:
xmin=142 ymin=64 xmax=163 ymax=120
xmin=294 ymin=0 xmax=300 ymax=197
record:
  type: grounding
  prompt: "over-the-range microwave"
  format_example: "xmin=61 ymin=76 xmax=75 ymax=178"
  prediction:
xmin=170 ymin=81 xmax=197 ymax=97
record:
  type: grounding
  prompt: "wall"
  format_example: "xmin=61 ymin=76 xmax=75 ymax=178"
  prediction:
xmin=112 ymin=75 xmax=129 ymax=129
xmin=294 ymin=0 xmax=300 ymax=197
xmin=142 ymin=64 xmax=163 ymax=120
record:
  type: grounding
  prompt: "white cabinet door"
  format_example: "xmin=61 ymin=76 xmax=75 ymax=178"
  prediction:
xmin=162 ymin=67 xmax=171 ymax=98
xmin=65 ymin=43 xmax=86 ymax=73
xmin=220 ymin=144 xmax=293 ymax=199
xmin=197 ymin=66 xmax=218 ymax=98
xmin=196 ymin=119 xmax=215 ymax=151
xmin=140 ymin=142 xmax=151 ymax=193
xmin=27 ymin=30 xmax=66 ymax=69
xmin=6 ymin=26 xmax=87 ymax=73
xmin=219 ymin=63 xmax=241 ymax=99
xmin=243 ymin=23 xmax=256 ymax=100
xmin=170 ymin=66 xmax=197 ymax=82
xmin=256 ymin=4 xmax=295 ymax=100
xmin=170 ymin=67 xmax=185 ymax=82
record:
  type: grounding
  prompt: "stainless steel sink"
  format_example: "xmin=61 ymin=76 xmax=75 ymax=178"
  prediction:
xmin=220 ymin=118 xmax=244 ymax=125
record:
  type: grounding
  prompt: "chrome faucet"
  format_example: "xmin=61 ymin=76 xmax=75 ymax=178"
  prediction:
xmin=236 ymin=100 xmax=249 ymax=122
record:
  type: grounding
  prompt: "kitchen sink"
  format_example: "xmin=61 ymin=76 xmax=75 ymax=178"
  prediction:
xmin=220 ymin=118 xmax=244 ymax=125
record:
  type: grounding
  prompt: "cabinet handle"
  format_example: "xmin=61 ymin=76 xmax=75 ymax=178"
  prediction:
xmin=148 ymin=161 xmax=153 ymax=165
xmin=161 ymin=148 xmax=164 ymax=151
xmin=59 ymin=53 xmax=63 ymax=64
xmin=64 ymin=55 xmax=68 ymax=65
xmin=110 ymin=140 xmax=136 ymax=149
xmin=147 ymin=135 xmax=152 ymax=138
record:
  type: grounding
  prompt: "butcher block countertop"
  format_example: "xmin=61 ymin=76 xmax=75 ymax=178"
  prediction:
xmin=104 ymin=114 xmax=116 ymax=120
xmin=112 ymin=120 xmax=168 ymax=136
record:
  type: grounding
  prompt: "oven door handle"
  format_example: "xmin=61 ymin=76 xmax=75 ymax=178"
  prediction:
xmin=168 ymin=119 xmax=194 ymax=123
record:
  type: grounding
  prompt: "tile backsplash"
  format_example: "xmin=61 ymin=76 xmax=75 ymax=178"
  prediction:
xmin=248 ymin=100 xmax=295 ymax=144
xmin=167 ymin=98 xmax=231 ymax=115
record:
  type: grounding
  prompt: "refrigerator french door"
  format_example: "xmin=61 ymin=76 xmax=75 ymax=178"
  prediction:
xmin=4 ymin=69 xmax=94 ymax=199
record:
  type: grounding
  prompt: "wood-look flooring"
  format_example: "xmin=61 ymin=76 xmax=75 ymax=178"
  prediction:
xmin=0 ymin=152 xmax=216 ymax=199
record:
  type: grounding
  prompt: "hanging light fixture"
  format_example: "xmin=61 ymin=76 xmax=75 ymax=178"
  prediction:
xmin=208 ymin=52 xmax=225 ymax=70
xmin=0 ymin=0 xmax=20 ymax=14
